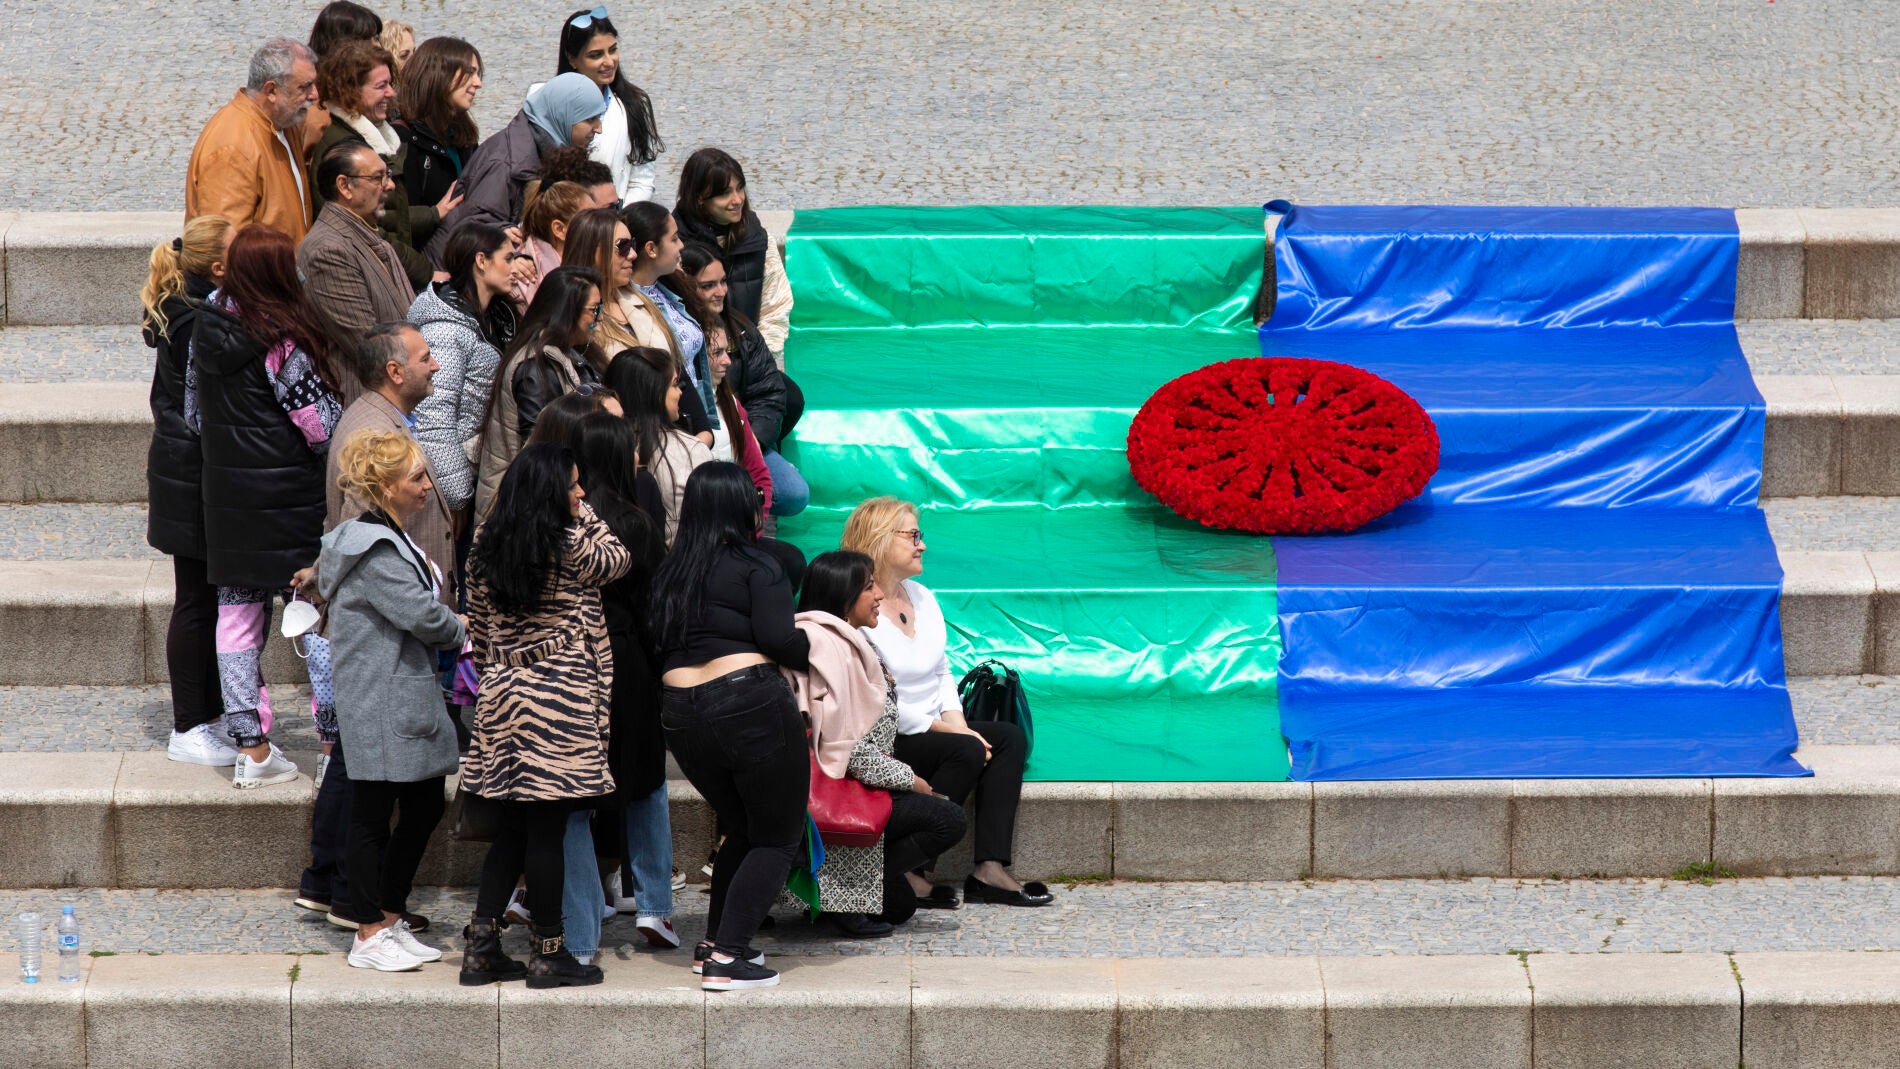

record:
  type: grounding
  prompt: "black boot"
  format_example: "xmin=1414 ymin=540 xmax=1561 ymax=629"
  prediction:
xmin=459 ymin=915 xmax=527 ymax=986
xmin=526 ymin=927 xmax=603 ymax=989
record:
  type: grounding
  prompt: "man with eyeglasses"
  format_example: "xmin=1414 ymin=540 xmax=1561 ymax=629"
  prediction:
xmin=185 ymin=38 xmax=321 ymax=240
xmin=298 ymin=141 xmax=418 ymax=385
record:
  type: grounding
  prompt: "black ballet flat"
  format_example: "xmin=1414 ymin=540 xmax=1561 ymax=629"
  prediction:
xmin=913 ymin=884 xmax=960 ymax=910
xmin=963 ymin=875 xmax=1055 ymax=907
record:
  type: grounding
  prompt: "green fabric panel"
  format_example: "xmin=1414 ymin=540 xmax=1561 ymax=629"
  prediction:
xmin=786 ymin=206 xmax=1264 ymax=331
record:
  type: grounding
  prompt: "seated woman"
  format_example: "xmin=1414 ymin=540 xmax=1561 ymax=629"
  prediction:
xmin=672 ymin=148 xmax=792 ymax=359
xmin=317 ymin=429 xmax=468 ymax=972
xmin=786 ymin=550 xmax=968 ymax=936
xmin=840 ymin=497 xmax=1053 ymax=908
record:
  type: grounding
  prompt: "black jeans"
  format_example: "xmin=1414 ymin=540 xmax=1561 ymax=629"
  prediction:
xmin=166 ymin=555 xmax=222 ymax=734
xmin=892 ymin=720 xmax=1026 ymax=867
xmin=661 ymin=664 xmax=807 ymax=958
xmin=884 ymin=789 xmax=968 ymax=878
xmin=343 ymin=774 xmax=446 ymax=925
xmin=474 ymin=799 xmax=574 ymax=932
xmin=300 ymin=739 xmax=352 ymax=908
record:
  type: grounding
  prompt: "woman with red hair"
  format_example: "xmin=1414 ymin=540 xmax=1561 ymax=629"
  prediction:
xmin=192 ymin=224 xmax=345 ymax=789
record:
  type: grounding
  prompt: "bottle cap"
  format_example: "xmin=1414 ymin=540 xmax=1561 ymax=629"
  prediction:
xmin=60 ymin=906 xmax=73 ymax=915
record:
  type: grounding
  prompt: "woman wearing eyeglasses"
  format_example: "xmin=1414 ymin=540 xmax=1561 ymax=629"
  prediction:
xmin=562 ymin=208 xmax=642 ymax=359
xmin=840 ymin=497 xmax=1052 ymax=909
xmin=472 ymin=266 xmax=607 ymax=518
xmin=554 ymin=7 xmax=663 ymax=205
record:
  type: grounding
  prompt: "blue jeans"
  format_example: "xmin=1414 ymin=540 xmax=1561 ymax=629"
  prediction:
xmin=621 ymin=781 xmax=674 ymax=920
xmin=560 ymin=786 xmax=676 ymax=956
xmin=561 ymin=811 xmax=606 ymax=957
xmin=763 ymin=450 xmax=808 ymax=516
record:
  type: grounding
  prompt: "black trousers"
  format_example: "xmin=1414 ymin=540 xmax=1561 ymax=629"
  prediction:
xmin=342 ymin=774 xmax=446 ymax=925
xmin=166 ymin=555 xmax=223 ymax=734
xmin=892 ymin=720 xmax=1026 ymax=867
xmin=662 ymin=665 xmax=807 ymax=958
xmin=884 ymin=789 xmax=968 ymax=878
xmin=474 ymin=799 xmax=573 ymax=932
xmin=300 ymin=739 xmax=352 ymax=908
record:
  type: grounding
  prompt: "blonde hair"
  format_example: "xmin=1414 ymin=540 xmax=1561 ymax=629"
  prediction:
xmin=335 ymin=429 xmax=426 ymax=521
xmin=140 ymin=215 xmax=232 ymax=334
xmin=379 ymin=20 xmax=415 ymax=70
xmin=840 ymin=496 xmax=918 ymax=572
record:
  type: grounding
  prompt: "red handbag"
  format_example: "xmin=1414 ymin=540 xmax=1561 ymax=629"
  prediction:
xmin=807 ymin=749 xmax=892 ymax=847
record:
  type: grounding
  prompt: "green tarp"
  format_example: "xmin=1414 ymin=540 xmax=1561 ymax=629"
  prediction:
xmin=778 ymin=206 xmax=1287 ymax=780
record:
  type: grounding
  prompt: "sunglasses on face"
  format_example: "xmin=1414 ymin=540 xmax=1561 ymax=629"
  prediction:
xmin=569 ymin=5 xmax=609 ymax=28
xmin=614 ymin=238 xmax=637 ymax=258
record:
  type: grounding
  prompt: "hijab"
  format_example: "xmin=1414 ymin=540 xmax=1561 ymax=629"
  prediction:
xmin=522 ymin=72 xmax=608 ymax=149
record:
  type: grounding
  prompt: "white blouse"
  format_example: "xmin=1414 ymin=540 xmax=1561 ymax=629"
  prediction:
xmin=861 ymin=580 xmax=961 ymax=736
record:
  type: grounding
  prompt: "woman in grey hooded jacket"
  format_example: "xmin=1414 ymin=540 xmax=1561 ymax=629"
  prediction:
xmin=317 ymin=428 xmax=468 ymax=973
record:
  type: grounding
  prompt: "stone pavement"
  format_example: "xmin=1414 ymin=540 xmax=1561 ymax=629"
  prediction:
xmin=0 ymin=1 xmax=1897 ymax=212
xmin=1 ymin=876 xmax=1896 ymax=959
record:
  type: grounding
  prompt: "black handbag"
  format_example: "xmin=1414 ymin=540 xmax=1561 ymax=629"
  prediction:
xmin=956 ymin=660 xmax=1034 ymax=757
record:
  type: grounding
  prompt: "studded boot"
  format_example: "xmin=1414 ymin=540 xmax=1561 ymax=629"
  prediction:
xmin=526 ymin=927 xmax=604 ymax=989
xmin=458 ymin=915 xmax=527 ymax=986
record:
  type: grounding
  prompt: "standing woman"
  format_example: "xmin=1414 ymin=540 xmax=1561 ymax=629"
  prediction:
xmin=561 ymin=207 xmax=642 ymax=360
xmin=303 ymin=0 xmax=384 ymax=151
xmin=652 ymin=462 xmax=810 ymax=991
xmin=317 ymin=430 xmax=467 ymax=972
xmin=142 ymin=214 xmax=237 ymax=766
xmin=460 ymin=443 xmax=631 ymax=989
xmin=473 ymin=265 xmax=606 ymax=517
xmin=408 ymin=222 xmax=520 ymax=537
xmin=555 ymin=7 xmax=663 ymax=205
xmin=425 ymin=73 xmax=606 ymax=264
xmin=602 ymin=346 xmax=711 ymax=546
xmin=511 ymin=181 xmax=593 ymax=314
xmin=839 ymin=497 xmax=1053 ymax=908
xmin=619 ymin=201 xmax=714 ymax=441
xmin=673 ymin=148 xmax=793 ymax=360
xmin=394 ymin=38 xmax=484 ymax=220
xmin=379 ymin=20 xmax=415 ymax=79
xmin=193 ymin=225 xmax=346 ymax=789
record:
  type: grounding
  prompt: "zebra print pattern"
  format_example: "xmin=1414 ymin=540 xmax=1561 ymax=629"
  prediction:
xmin=461 ymin=504 xmax=633 ymax=802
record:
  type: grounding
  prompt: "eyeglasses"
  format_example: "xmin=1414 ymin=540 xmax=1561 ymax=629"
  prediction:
xmin=586 ymin=302 xmax=603 ymax=320
xmin=569 ymin=5 xmax=609 ymax=28
xmin=344 ymin=170 xmax=393 ymax=185
xmin=892 ymin=528 xmax=924 ymax=546
xmin=614 ymin=237 xmax=637 ymax=258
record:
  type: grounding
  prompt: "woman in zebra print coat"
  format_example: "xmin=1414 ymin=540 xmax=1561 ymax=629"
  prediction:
xmin=458 ymin=442 xmax=632 ymax=990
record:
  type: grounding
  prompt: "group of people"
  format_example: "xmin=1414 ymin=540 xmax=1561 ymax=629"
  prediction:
xmin=141 ymin=1 xmax=1050 ymax=994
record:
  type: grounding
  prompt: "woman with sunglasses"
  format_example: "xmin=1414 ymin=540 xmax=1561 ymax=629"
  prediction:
xmin=552 ymin=7 xmax=663 ymax=205
xmin=562 ymin=208 xmax=643 ymax=361
xmin=472 ymin=266 xmax=607 ymax=518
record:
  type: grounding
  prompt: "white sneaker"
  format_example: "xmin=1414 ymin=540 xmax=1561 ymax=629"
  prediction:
xmin=168 ymin=724 xmax=240 ymax=767
xmin=347 ymin=927 xmax=422 ymax=972
xmin=636 ymin=916 xmax=681 ymax=948
xmin=390 ymin=919 xmax=442 ymax=963
xmin=672 ymin=868 xmax=687 ymax=892
xmin=232 ymin=743 xmax=299 ymax=789
xmin=503 ymin=886 xmax=531 ymax=926
xmin=604 ymin=871 xmax=640 ymax=914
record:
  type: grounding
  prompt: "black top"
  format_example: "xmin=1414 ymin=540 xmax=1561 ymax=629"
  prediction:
xmin=659 ymin=543 xmax=810 ymax=673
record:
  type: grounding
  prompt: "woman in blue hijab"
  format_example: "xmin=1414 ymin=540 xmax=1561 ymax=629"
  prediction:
xmin=424 ymin=72 xmax=608 ymax=264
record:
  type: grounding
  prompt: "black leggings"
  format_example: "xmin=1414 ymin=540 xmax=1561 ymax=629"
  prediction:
xmin=892 ymin=720 xmax=1027 ymax=867
xmin=474 ymin=799 xmax=574 ymax=932
xmin=166 ymin=555 xmax=222 ymax=734
xmin=343 ymin=776 xmax=446 ymax=925
xmin=662 ymin=665 xmax=808 ymax=958
xmin=884 ymin=789 xmax=968 ymax=877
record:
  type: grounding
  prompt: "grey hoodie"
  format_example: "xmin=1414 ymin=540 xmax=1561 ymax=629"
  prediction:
xmin=318 ymin=516 xmax=467 ymax=783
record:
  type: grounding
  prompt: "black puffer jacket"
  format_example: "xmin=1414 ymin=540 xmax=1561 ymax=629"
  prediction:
xmin=676 ymin=207 xmax=769 ymax=324
xmin=395 ymin=119 xmax=467 ymax=230
xmin=725 ymin=321 xmax=790 ymax=452
xmin=191 ymin=301 xmax=333 ymax=590
xmin=144 ymin=274 xmax=215 ymax=558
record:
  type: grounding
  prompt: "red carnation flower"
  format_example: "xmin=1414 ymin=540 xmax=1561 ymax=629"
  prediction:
xmin=1126 ymin=357 xmax=1439 ymax=535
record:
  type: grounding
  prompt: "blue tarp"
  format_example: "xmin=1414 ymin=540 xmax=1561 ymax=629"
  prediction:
xmin=1260 ymin=203 xmax=1806 ymax=780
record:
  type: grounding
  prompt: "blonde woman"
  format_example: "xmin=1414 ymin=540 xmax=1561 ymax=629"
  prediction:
xmin=141 ymin=214 xmax=237 ymax=766
xmin=379 ymin=19 xmax=415 ymax=76
xmin=316 ymin=429 xmax=467 ymax=972
xmin=841 ymin=497 xmax=1051 ymax=908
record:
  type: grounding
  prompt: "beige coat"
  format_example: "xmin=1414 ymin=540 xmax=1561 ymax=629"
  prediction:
xmin=617 ymin=285 xmax=682 ymax=363
xmin=299 ymin=202 xmax=417 ymax=356
xmin=651 ymin=429 xmax=713 ymax=547
xmin=325 ymin=391 xmax=455 ymax=608
xmin=472 ymin=343 xmax=592 ymax=519
xmin=184 ymin=90 xmax=314 ymax=241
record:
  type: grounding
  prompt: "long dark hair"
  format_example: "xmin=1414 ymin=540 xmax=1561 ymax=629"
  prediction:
xmin=603 ymin=346 xmax=677 ymax=471
xmin=223 ymin=225 xmax=342 ymax=390
xmin=674 ymin=147 xmax=748 ymax=250
xmin=469 ymin=442 xmax=578 ymax=615
xmin=676 ymin=242 xmax=743 ymax=460
xmin=396 ymin=37 xmax=482 ymax=150
xmin=621 ymin=200 xmax=674 ymax=270
xmin=797 ymin=550 xmax=874 ymax=619
xmin=650 ymin=462 xmax=765 ymax=650
xmin=576 ymin=411 xmax=661 ymax=564
xmin=442 ymin=222 xmax=510 ymax=308
xmin=508 ymin=265 xmax=603 ymax=369
xmin=557 ymin=9 xmax=662 ymax=164
xmin=308 ymin=0 xmax=381 ymax=57
xmin=526 ymin=390 xmax=605 ymax=449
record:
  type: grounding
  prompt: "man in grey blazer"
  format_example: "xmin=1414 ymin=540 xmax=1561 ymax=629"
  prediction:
xmin=300 ymin=141 xmax=418 ymax=392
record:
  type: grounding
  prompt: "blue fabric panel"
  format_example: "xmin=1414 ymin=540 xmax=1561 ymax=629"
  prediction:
xmin=1261 ymin=203 xmax=1805 ymax=780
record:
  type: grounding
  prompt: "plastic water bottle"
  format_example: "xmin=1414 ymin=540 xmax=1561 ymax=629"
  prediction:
xmin=17 ymin=912 xmax=41 ymax=984
xmin=56 ymin=907 xmax=80 ymax=982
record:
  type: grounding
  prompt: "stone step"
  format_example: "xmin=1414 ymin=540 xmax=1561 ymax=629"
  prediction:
xmin=6 ymin=745 xmax=1900 ymax=889
xmin=0 ymin=948 xmax=1891 ymax=1069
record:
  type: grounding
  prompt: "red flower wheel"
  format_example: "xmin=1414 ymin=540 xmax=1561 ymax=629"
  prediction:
xmin=1127 ymin=357 xmax=1439 ymax=535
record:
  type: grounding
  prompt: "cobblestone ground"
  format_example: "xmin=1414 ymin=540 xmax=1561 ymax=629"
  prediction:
xmin=1 ymin=877 xmax=1896 ymax=958
xmin=0 ymin=1 xmax=1895 ymax=212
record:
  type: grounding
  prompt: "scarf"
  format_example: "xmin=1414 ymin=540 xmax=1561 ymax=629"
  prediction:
xmin=522 ymin=72 xmax=608 ymax=149
xmin=330 ymin=106 xmax=401 ymax=157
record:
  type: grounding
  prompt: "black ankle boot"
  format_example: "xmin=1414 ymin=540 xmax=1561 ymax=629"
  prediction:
xmin=526 ymin=927 xmax=603 ymax=989
xmin=459 ymin=915 xmax=527 ymax=986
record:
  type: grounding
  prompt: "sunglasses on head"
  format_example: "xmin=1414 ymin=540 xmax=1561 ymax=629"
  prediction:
xmin=569 ymin=5 xmax=609 ymax=28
